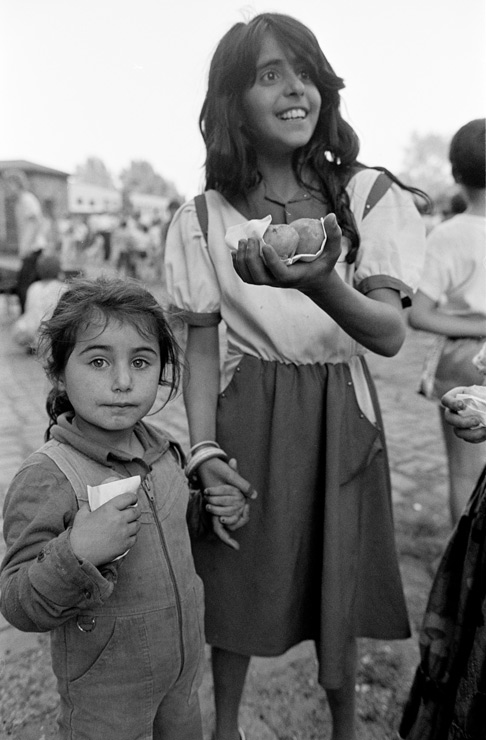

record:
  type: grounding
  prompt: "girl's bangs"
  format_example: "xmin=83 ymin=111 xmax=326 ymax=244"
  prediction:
xmin=246 ymin=17 xmax=322 ymax=87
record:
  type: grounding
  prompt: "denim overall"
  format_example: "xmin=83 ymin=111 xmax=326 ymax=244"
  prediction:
xmin=41 ymin=439 xmax=205 ymax=740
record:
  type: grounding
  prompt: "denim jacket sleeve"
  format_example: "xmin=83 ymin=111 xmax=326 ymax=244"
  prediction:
xmin=0 ymin=455 xmax=114 ymax=632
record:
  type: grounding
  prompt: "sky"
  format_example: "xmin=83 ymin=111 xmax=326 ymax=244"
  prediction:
xmin=1 ymin=0 xmax=485 ymax=199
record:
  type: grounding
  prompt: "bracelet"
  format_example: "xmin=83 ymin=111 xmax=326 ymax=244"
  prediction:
xmin=185 ymin=447 xmax=229 ymax=480
xmin=189 ymin=440 xmax=221 ymax=455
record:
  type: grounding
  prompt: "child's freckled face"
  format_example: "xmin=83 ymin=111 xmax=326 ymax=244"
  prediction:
xmin=243 ymin=32 xmax=321 ymax=157
xmin=59 ymin=319 xmax=161 ymax=442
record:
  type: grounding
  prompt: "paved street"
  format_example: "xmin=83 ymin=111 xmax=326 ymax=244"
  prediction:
xmin=0 ymin=290 xmax=464 ymax=739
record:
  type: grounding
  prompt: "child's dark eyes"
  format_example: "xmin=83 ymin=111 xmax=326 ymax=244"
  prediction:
xmin=90 ymin=358 xmax=107 ymax=369
xmin=88 ymin=358 xmax=150 ymax=369
xmin=132 ymin=358 xmax=150 ymax=369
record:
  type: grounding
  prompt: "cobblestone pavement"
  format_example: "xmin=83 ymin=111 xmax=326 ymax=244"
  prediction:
xmin=0 ymin=290 xmax=462 ymax=739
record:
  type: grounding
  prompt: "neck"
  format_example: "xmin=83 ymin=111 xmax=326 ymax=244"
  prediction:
xmin=463 ymin=187 xmax=486 ymax=217
xmin=72 ymin=416 xmax=141 ymax=456
xmin=256 ymin=157 xmax=301 ymax=202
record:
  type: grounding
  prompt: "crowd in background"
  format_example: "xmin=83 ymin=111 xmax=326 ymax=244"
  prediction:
xmin=57 ymin=201 xmax=180 ymax=284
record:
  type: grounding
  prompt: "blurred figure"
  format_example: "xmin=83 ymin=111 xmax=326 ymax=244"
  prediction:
xmin=2 ymin=169 xmax=47 ymax=312
xmin=11 ymin=254 xmax=65 ymax=352
xmin=410 ymin=118 xmax=486 ymax=526
xmin=148 ymin=217 xmax=163 ymax=280
xmin=111 ymin=218 xmax=137 ymax=278
xmin=133 ymin=221 xmax=152 ymax=280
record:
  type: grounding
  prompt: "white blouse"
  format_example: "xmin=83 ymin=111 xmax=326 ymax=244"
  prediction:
xmin=166 ymin=169 xmax=426 ymax=417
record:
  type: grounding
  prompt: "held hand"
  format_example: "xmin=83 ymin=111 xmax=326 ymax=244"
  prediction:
xmin=198 ymin=457 xmax=257 ymax=550
xmin=441 ymin=386 xmax=486 ymax=443
xmin=232 ymin=213 xmax=342 ymax=293
xmin=70 ymin=491 xmax=141 ymax=566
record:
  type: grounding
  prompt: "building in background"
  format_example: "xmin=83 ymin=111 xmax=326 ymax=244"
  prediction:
xmin=68 ymin=180 xmax=122 ymax=215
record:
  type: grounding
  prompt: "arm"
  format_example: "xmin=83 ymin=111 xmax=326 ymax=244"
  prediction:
xmin=184 ymin=325 xmax=256 ymax=548
xmin=0 ymin=463 xmax=116 ymax=632
xmin=232 ymin=213 xmax=406 ymax=357
xmin=409 ymin=290 xmax=486 ymax=337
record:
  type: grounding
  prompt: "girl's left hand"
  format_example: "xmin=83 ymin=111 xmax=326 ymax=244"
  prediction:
xmin=232 ymin=213 xmax=342 ymax=294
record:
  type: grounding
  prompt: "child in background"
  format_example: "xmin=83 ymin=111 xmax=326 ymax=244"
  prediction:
xmin=0 ymin=277 xmax=248 ymax=740
xmin=165 ymin=12 xmax=427 ymax=740
xmin=12 ymin=254 xmax=65 ymax=351
xmin=409 ymin=118 xmax=486 ymax=526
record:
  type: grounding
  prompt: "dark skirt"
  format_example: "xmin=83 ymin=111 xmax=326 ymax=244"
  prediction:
xmin=399 ymin=466 xmax=486 ymax=740
xmin=192 ymin=354 xmax=410 ymax=689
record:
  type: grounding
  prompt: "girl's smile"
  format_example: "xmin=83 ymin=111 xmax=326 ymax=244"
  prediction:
xmin=59 ymin=318 xmax=161 ymax=450
xmin=243 ymin=32 xmax=321 ymax=158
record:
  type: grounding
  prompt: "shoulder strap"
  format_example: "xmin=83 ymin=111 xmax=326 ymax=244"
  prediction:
xmin=194 ymin=193 xmax=209 ymax=244
xmin=362 ymin=172 xmax=394 ymax=220
xmin=39 ymin=440 xmax=89 ymax=506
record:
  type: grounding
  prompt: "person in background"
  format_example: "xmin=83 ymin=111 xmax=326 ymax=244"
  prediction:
xmin=165 ymin=12 xmax=427 ymax=740
xmin=11 ymin=254 xmax=65 ymax=352
xmin=409 ymin=119 xmax=486 ymax=526
xmin=399 ymin=375 xmax=486 ymax=740
xmin=2 ymin=168 xmax=47 ymax=312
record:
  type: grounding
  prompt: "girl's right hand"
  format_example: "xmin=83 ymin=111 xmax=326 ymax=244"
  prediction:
xmin=232 ymin=213 xmax=342 ymax=294
xmin=70 ymin=491 xmax=141 ymax=566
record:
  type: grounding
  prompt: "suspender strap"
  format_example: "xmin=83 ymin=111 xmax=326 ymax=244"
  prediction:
xmin=362 ymin=172 xmax=393 ymax=220
xmin=40 ymin=440 xmax=91 ymax=506
xmin=194 ymin=193 xmax=209 ymax=244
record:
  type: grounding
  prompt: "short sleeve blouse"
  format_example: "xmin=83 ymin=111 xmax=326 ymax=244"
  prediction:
xmin=165 ymin=168 xmax=426 ymax=373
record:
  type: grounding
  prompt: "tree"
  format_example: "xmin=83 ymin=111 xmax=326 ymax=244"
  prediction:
xmin=119 ymin=160 xmax=177 ymax=198
xmin=399 ymin=131 xmax=455 ymax=209
xmin=74 ymin=157 xmax=115 ymax=189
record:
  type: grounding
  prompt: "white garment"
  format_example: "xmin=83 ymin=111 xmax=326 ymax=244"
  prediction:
xmin=12 ymin=279 xmax=66 ymax=347
xmin=16 ymin=191 xmax=47 ymax=257
xmin=165 ymin=169 xmax=426 ymax=420
xmin=418 ymin=213 xmax=486 ymax=317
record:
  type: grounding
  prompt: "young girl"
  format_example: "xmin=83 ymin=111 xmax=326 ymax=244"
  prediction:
xmin=0 ymin=277 xmax=248 ymax=740
xmin=165 ymin=13 xmax=427 ymax=740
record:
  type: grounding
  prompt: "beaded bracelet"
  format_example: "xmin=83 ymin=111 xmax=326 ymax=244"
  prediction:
xmin=185 ymin=446 xmax=229 ymax=480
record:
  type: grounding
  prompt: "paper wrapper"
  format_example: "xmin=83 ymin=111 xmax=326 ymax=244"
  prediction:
xmin=457 ymin=385 xmax=486 ymax=427
xmin=87 ymin=475 xmax=141 ymax=560
xmin=225 ymin=216 xmax=327 ymax=266
xmin=87 ymin=475 xmax=141 ymax=510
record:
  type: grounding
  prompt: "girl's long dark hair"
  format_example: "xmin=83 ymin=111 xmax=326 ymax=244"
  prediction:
xmin=39 ymin=277 xmax=181 ymax=440
xmin=200 ymin=12 xmax=429 ymax=262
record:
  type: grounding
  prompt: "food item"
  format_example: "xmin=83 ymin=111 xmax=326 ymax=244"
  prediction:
xmin=457 ymin=385 xmax=486 ymax=427
xmin=263 ymin=224 xmax=299 ymax=259
xmin=291 ymin=218 xmax=325 ymax=254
